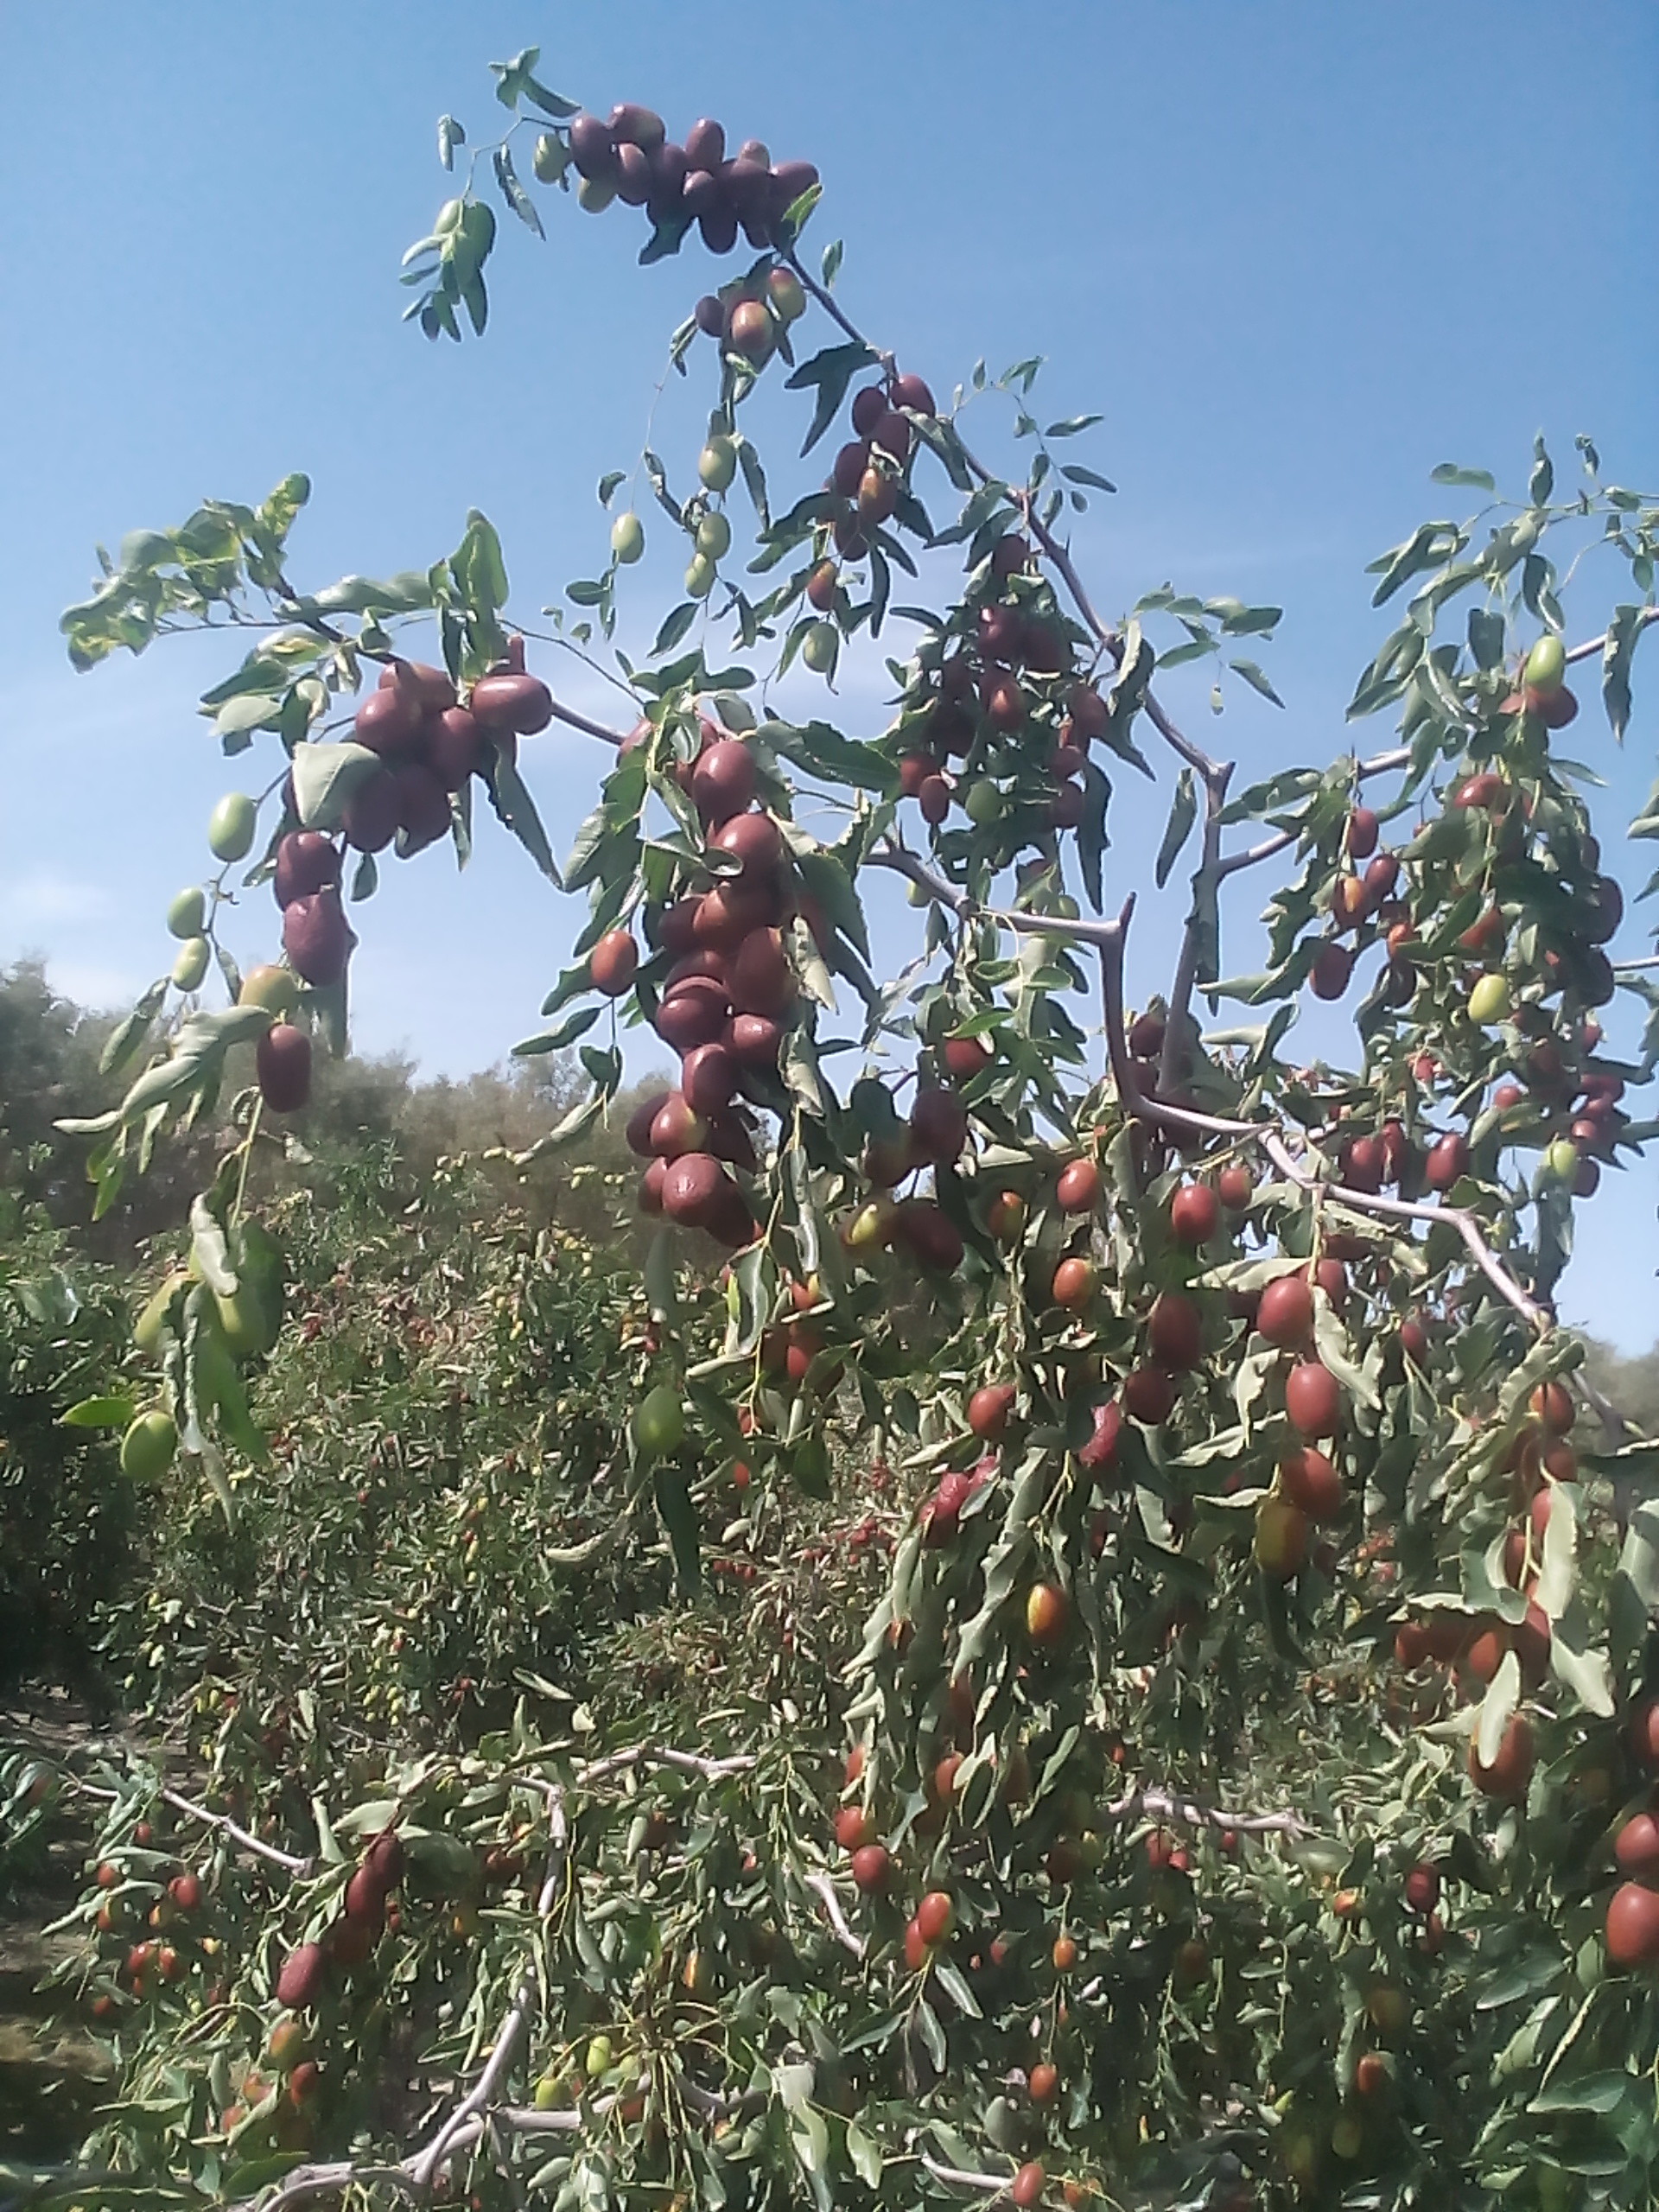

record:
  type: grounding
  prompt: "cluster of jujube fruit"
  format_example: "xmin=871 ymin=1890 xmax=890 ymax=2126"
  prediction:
xmin=82 ymin=1819 xmax=208 ymax=2021
xmin=612 ymin=721 xmax=798 ymax=1250
xmin=556 ymin=103 xmax=817 ymax=260
xmin=888 ymin=525 xmax=1096 ymax=857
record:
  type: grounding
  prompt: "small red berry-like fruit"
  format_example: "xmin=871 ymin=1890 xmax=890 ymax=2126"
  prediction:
xmin=1028 ymin=2062 xmax=1058 ymax=2104
xmin=1469 ymin=1713 xmax=1535 ymax=1802
xmin=1056 ymin=1158 xmax=1101 ymax=1213
xmin=1051 ymin=1257 xmax=1096 ymax=1310
xmin=835 ymin=1806 xmax=874 ymax=1853
xmin=1605 ymin=1879 xmax=1659 ymax=1968
xmin=1346 ymin=807 xmax=1379 ymax=860
xmin=1026 ymin=1582 xmax=1069 ymax=1647
xmin=1355 ymin=2051 xmax=1388 ymax=2096
xmin=1147 ymin=1291 xmax=1202 ymax=1370
xmin=1169 ymin=1183 xmax=1220 ymax=1247
xmin=850 ymin=1844 xmax=891 ymax=1894
xmin=1425 ymin=1133 xmax=1469 ymax=1192
xmin=1052 ymin=1933 xmax=1077 ymax=1972
xmin=903 ymin=1916 xmax=930 ymax=1972
xmin=1285 ymin=1360 xmax=1342 ymax=1439
xmin=168 ymin=1872 xmax=202 ymax=1913
xmin=1217 ymin=1163 xmax=1253 ymax=1212
xmin=916 ymin=1890 xmax=955 ymax=1947
xmin=1012 ymin=2162 xmax=1046 ymax=2209
xmin=1616 ymin=1814 xmax=1659 ymax=1878
xmin=590 ymin=929 xmax=639 ymax=996
xmin=1257 ymin=1274 xmax=1313 ymax=1350
xmin=968 ymin=1382 xmax=1016 ymax=1441
xmin=1403 ymin=1864 xmax=1440 ymax=1915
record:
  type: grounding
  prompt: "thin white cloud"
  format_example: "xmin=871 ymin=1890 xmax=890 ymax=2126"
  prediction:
xmin=2 ymin=869 xmax=118 ymax=926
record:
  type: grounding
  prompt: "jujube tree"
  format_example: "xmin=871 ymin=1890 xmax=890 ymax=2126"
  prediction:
xmin=40 ymin=41 xmax=1659 ymax=2212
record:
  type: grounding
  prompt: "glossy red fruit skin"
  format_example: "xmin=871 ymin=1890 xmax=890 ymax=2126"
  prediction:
xmin=967 ymin=1383 xmax=1016 ymax=1441
xmin=681 ymin=1042 xmax=738 ymax=1116
xmin=469 ymin=671 xmax=553 ymax=734
xmin=590 ymin=930 xmax=639 ymax=997
xmin=849 ymin=1844 xmax=890 ymax=1893
xmin=662 ymin=1154 xmax=727 ymax=1230
xmin=282 ymin=890 xmax=353 ymax=988
xmin=1122 ymin=1365 xmax=1176 ymax=1427
xmin=1346 ymin=807 xmax=1379 ymax=860
xmin=1285 ymin=1361 xmax=1341 ymax=1439
xmin=625 ymin=1092 xmax=671 ymax=1159
xmin=1280 ymin=1446 xmax=1342 ymax=1520
xmin=273 ymin=831 xmax=341 ymax=910
xmin=891 ymin=372 xmax=936 ymax=417
xmin=1170 ymin=1184 xmax=1219 ymax=1247
xmin=1310 ymin=943 xmax=1354 ymax=1000
xmin=276 ymin=1941 xmax=327 ymax=2011
xmin=1616 ymin=1814 xmax=1659 ymax=1878
xmin=427 ymin=705 xmax=483 ymax=790
xmin=1056 ymin=1159 xmax=1101 ymax=1214
xmin=1077 ymin=1397 xmax=1122 ymax=1470
xmin=1605 ymin=1879 xmax=1659 ymax=1967
xmin=1147 ymin=1292 xmax=1201 ymax=1370
xmin=340 ymin=767 xmax=400 ymax=854
xmin=257 ymin=1024 xmax=313 ymax=1114
xmin=725 ymin=1013 xmax=782 ymax=1069
xmin=910 ymin=1086 xmax=968 ymax=1166
xmin=1425 ymin=1134 xmax=1469 ymax=1192
xmin=1469 ymin=1713 xmax=1534 ymax=1802
xmin=395 ymin=761 xmax=453 ymax=852
xmin=353 ymin=682 xmax=424 ymax=756
xmin=915 ymin=1889 xmax=954 ymax=1945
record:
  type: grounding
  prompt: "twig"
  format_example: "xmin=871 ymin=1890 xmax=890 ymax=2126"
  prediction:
xmin=804 ymin=1870 xmax=868 ymax=1958
xmin=1566 ymin=604 xmax=1659 ymax=666
xmin=549 ymin=697 xmax=630 ymax=747
xmin=920 ymin=2154 xmax=1010 ymax=2194
xmin=1215 ymin=745 xmax=1414 ymax=880
xmin=1092 ymin=909 xmax=1551 ymax=1333
xmin=74 ymin=1778 xmax=313 ymax=1878
xmin=1103 ymin=1783 xmax=1312 ymax=1840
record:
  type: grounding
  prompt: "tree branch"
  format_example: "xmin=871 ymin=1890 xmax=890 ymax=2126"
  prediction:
xmin=804 ymin=1869 xmax=868 ymax=1958
xmin=1102 ymin=1783 xmax=1313 ymax=1839
xmin=1566 ymin=603 xmax=1659 ymax=666
xmin=920 ymin=2155 xmax=1011 ymax=2194
xmin=74 ymin=1778 xmax=313 ymax=1877
xmin=548 ymin=697 xmax=630 ymax=747
xmin=1094 ymin=908 xmax=1551 ymax=1332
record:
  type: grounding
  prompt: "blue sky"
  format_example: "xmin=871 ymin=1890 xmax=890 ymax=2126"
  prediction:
xmin=1 ymin=3 xmax=1656 ymax=1344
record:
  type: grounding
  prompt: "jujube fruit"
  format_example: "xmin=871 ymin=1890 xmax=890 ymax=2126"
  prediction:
xmin=1285 ymin=1360 xmax=1341 ymax=1439
xmin=257 ymin=1024 xmax=312 ymax=1115
xmin=590 ymin=930 xmax=639 ymax=997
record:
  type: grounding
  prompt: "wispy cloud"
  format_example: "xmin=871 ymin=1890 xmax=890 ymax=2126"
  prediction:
xmin=2 ymin=868 xmax=117 ymax=926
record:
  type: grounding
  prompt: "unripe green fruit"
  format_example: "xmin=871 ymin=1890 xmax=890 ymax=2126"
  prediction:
xmin=634 ymin=1385 xmax=685 ymax=1459
xmin=698 ymin=436 xmax=737 ymax=493
xmin=167 ymin=887 xmax=207 ymax=940
xmin=1547 ymin=1137 xmax=1580 ymax=1182
xmin=1467 ymin=972 xmax=1510 ymax=1026
xmin=802 ymin=621 xmax=837 ymax=674
xmin=576 ymin=176 xmax=616 ymax=214
xmin=120 ymin=1410 xmax=177 ymax=1483
xmin=964 ymin=780 xmax=1002 ymax=827
xmin=611 ymin=512 xmax=645 ymax=564
xmin=214 ymin=1289 xmax=266 ymax=1359
xmin=533 ymin=2074 xmax=563 ymax=2110
xmin=583 ymin=2035 xmax=613 ymax=2079
xmin=172 ymin=937 xmax=211 ymax=993
xmin=134 ymin=1271 xmax=191 ymax=1356
xmin=696 ymin=510 xmax=732 ymax=561
xmin=207 ymin=793 xmax=257 ymax=862
xmin=685 ymin=554 xmax=716 ymax=601
xmin=1524 ymin=633 xmax=1566 ymax=696
xmin=531 ymin=133 xmax=566 ymax=184
xmin=238 ymin=965 xmax=301 ymax=1019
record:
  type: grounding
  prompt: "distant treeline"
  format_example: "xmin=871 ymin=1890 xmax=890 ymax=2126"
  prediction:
xmin=0 ymin=959 xmax=667 ymax=1266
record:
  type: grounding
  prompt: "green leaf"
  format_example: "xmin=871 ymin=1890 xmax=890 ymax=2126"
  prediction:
xmin=1155 ymin=768 xmax=1198 ymax=889
xmin=1230 ymin=658 xmax=1284 ymax=707
xmin=1043 ymin=414 xmax=1103 ymax=438
xmin=785 ymin=341 xmax=878 ymax=457
xmin=437 ymin=114 xmax=464 ymax=168
xmin=59 ymin=1395 xmax=137 ymax=1431
xmin=1603 ymin=604 xmax=1647 ymax=741
xmin=486 ymin=752 xmax=562 ymax=886
xmin=844 ymin=2119 xmax=882 ymax=2188
xmin=1059 ymin=463 xmax=1116 ymax=493
xmin=512 ymin=1005 xmax=601 ymax=1057
xmin=289 ymin=740 xmax=383 ymax=831
xmin=1430 ymin=463 xmax=1497 ymax=491
xmin=653 ymin=1469 xmax=700 ymax=1593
